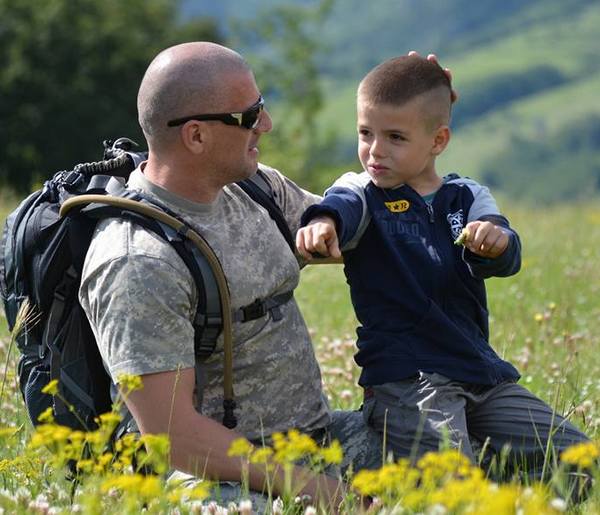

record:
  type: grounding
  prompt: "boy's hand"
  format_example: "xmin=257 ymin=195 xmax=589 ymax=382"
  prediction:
xmin=296 ymin=216 xmax=341 ymax=260
xmin=460 ymin=221 xmax=509 ymax=258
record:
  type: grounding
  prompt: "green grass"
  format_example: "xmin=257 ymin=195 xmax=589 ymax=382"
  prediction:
xmin=2 ymin=195 xmax=600 ymax=511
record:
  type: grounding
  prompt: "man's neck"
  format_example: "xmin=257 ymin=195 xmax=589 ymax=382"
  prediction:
xmin=142 ymin=158 xmax=223 ymax=204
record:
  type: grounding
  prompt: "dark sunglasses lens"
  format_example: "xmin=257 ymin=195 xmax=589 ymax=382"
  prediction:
xmin=242 ymin=100 xmax=264 ymax=129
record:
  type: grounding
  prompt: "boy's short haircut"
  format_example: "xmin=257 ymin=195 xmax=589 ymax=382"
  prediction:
xmin=358 ymin=55 xmax=452 ymax=128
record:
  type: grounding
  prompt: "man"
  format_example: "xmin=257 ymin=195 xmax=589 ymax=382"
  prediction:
xmin=78 ymin=42 xmax=381 ymax=509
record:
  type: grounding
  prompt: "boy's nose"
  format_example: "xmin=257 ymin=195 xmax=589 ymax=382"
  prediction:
xmin=369 ymin=139 xmax=385 ymax=158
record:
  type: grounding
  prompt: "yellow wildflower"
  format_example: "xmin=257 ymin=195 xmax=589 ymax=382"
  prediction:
xmin=102 ymin=473 xmax=143 ymax=493
xmin=140 ymin=433 xmax=170 ymax=456
xmin=41 ymin=379 xmax=59 ymax=395
xmin=98 ymin=411 xmax=122 ymax=427
xmin=0 ymin=426 xmax=19 ymax=439
xmin=139 ymin=475 xmax=162 ymax=498
xmin=117 ymin=374 xmax=144 ymax=393
xmin=115 ymin=432 xmax=141 ymax=456
xmin=187 ymin=482 xmax=211 ymax=500
xmin=561 ymin=441 xmax=600 ymax=468
xmin=272 ymin=429 xmax=319 ymax=463
xmin=250 ymin=446 xmax=274 ymax=464
xmin=319 ymin=439 xmax=343 ymax=465
xmin=351 ymin=468 xmax=379 ymax=496
xmin=228 ymin=437 xmax=254 ymax=457
xmin=100 ymin=473 xmax=162 ymax=499
xmin=76 ymin=459 xmax=94 ymax=474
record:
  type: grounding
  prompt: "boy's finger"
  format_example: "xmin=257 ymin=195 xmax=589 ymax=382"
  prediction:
xmin=328 ymin=236 xmax=342 ymax=258
xmin=426 ymin=53 xmax=438 ymax=64
xmin=295 ymin=230 xmax=313 ymax=260
xmin=469 ymin=223 xmax=490 ymax=251
xmin=485 ymin=230 xmax=509 ymax=257
xmin=310 ymin=230 xmax=330 ymax=257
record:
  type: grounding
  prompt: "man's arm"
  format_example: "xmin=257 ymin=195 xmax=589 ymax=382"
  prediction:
xmin=256 ymin=164 xmax=322 ymax=236
xmin=124 ymin=368 xmax=348 ymax=510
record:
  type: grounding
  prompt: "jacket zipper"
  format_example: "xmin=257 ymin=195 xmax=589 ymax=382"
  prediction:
xmin=426 ymin=202 xmax=435 ymax=223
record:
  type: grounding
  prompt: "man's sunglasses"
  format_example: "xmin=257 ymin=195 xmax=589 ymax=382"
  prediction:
xmin=167 ymin=96 xmax=264 ymax=130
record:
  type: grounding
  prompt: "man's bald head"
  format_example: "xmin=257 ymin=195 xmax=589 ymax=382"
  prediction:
xmin=137 ymin=42 xmax=251 ymax=149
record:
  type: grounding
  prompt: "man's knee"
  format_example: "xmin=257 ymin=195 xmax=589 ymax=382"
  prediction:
xmin=329 ymin=409 xmax=383 ymax=473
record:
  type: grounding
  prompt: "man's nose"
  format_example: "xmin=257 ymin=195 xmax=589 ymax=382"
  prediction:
xmin=256 ymin=109 xmax=273 ymax=133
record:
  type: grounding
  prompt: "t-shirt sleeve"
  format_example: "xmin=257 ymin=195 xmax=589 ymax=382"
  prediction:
xmin=79 ymin=251 xmax=197 ymax=381
xmin=257 ymin=164 xmax=322 ymax=236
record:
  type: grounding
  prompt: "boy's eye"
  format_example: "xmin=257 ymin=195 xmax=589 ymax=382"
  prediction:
xmin=390 ymin=133 xmax=406 ymax=141
xmin=358 ymin=128 xmax=371 ymax=137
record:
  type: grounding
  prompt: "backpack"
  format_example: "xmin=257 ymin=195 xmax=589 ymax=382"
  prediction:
xmin=0 ymin=138 xmax=295 ymax=433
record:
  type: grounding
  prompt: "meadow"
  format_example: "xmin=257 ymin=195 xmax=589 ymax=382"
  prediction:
xmin=1 ymin=196 xmax=600 ymax=513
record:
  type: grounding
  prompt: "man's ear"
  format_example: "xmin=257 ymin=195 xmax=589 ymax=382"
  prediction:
xmin=180 ymin=121 xmax=209 ymax=155
xmin=431 ymin=125 xmax=451 ymax=156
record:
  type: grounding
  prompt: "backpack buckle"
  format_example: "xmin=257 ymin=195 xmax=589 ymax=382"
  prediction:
xmin=240 ymin=298 xmax=267 ymax=322
xmin=54 ymin=170 xmax=84 ymax=189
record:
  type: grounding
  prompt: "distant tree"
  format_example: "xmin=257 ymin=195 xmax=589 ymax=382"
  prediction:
xmin=230 ymin=0 xmax=338 ymax=191
xmin=452 ymin=66 xmax=566 ymax=128
xmin=480 ymin=116 xmax=600 ymax=203
xmin=0 ymin=0 xmax=221 ymax=191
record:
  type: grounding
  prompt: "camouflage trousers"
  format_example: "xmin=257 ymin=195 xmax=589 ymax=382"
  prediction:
xmin=169 ymin=409 xmax=383 ymax=511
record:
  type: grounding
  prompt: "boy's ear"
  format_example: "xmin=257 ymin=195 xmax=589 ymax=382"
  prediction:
xmin=431 ymin=125 xmax=451 ymax=156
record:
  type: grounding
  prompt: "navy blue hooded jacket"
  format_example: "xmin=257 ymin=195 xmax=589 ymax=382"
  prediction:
xmin=301 ymin=172 xmax=521 ymax=387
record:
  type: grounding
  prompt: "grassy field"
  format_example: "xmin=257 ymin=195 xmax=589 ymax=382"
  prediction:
xmin=1 ymin=196 xmax=600 ymax=512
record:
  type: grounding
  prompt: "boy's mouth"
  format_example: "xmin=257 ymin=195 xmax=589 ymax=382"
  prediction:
xmin=368 ymin=163 xmax=388 ymax=174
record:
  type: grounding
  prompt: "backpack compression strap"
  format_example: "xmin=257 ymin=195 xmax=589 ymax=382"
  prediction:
xmin=60 ymin=195 xmax=238 ymax=429
xmin=240 ymin=168 xmax=343 ymax=265
xmin=237 ymin=169 xmax=295 ymax=253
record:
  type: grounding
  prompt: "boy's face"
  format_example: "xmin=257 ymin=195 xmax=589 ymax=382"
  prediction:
xmin=357 ymin=94 xmax=446 ymax=191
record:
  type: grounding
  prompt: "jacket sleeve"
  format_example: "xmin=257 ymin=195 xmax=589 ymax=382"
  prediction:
xmin=300 ymin=172 xmax=371 ymax=249
xmin=462 ymin=180 xmax=522 ymax=279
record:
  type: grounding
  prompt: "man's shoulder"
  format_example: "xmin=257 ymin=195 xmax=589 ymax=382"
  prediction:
xmin=84 ymin=218 xmax=183 ymax=274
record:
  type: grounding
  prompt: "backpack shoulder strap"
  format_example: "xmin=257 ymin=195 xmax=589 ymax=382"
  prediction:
xmin=63 ymin=194 xmax=237 ymax=429
xmin=236 ymin=169 xmax=295 ymax=253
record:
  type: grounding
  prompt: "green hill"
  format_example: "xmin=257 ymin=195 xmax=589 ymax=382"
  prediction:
xmin=311 ymin=0 xmax=600 ymax=202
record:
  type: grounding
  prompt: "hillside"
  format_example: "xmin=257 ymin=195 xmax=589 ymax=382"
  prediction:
xmin=316 ymin=0 xmax=600 ymax=201
xmin=182 ymin=0 xmax=600 ymax=202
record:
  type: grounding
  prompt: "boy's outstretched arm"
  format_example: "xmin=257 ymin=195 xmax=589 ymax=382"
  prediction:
xmin=296 ymin=216 xmax=341 ymax=260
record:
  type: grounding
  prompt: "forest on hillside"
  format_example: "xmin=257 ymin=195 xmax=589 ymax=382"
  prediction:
xmin=1 ymin=0 xmax=599 ymax=203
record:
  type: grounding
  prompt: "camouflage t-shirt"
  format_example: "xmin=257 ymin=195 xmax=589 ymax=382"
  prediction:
xmin=78 ymin=165 xmax=331 ymax=440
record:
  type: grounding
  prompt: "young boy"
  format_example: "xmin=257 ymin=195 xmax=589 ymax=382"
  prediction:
xmin=296 ymin=55 xmax=589 ymax=477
